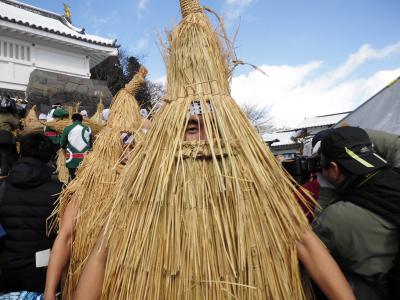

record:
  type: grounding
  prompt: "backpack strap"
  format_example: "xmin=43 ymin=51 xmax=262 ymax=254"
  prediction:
xmin=0 ymin=180 xmax=6 ymax=238
xmin=0 ymin=180 xmax=6 ymax=206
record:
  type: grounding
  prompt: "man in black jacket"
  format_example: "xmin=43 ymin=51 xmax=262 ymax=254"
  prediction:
xmin=0 ymin=95 xmax=20 ymax=177
xmin=0 ymin=133 xmax=63 ymax=293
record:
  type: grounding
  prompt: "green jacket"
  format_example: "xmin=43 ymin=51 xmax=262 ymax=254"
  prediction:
xmin=314 ymin=200 xmax=398 ymax=291
xmin=60 ymin=121 xmax=91 ymax=169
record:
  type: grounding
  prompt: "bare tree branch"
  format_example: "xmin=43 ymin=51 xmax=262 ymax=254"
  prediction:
xmin=240 ymin=103 xmax=276 ymax=135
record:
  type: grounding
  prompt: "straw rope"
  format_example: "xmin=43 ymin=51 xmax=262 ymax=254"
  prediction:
xmin=124 ymin=66 xmax=148 ymax=96
xmin=180 ymin=0 xmax=202 ymax=18
xmin=106 ymin=67 xmax=147 ymax=132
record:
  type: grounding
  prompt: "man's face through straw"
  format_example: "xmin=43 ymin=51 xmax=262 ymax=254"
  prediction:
xmin=184 ymin=101 xmax=212 ymax=142
xmin=184 ymin=114 xmax=207 ymax=141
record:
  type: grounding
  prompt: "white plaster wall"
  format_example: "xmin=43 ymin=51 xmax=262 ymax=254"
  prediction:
xmin=0 ymin=33 xmax=90 ymax=92
xmin=0 ymin=35 xmax=34 ymax=90
xmin=35 ymin=43 xmax=89 ymax=78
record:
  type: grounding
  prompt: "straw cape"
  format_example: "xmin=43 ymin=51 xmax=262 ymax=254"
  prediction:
xmin=46 ymin=118 xmax=103 ymax=136
xmin=56 ymin=149 xmax=69 ymax=184
xmin=49 ymin=67 xmax=147 ymax=299
xmin=95 ymin=0 xmax=313 ymax=299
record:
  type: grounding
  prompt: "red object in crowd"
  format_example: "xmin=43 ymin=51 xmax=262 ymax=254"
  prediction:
xmin=296 ymin=177 xmax=320 ymax=222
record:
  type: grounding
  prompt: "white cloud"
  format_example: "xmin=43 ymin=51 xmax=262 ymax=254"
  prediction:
xmin=137 ymin=35 xmax=150 ymax=52
xmin=230 ymin=42 xmax=400 ymax=128
xmin=154 ymin=75 xmax=166 ymax=86
xmin=223 ymin=0 xmax=254 ymax=23
xmin=324 ymin=42 xmax=400 ymax=83
xmin=137 ymin=0 xmax=150 ymax=16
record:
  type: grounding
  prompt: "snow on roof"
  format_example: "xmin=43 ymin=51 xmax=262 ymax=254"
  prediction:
xmin=0 ymin=0 xmax=116 ymax=47
xmin=294 ymin=112 xmax=350 ymax=130
xmin=263 ymin=131 xmax=298 ymax=147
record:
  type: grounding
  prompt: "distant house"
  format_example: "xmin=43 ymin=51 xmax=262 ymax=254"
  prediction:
xmin=265 ymin=111 xmax=350 ymax=158
xmin=264 ymin=131 xmax=301 ymax=160
xmin=334 ymin=76 xmax=400 ymax=135
xmin=0 ymin=0 xmax=118 ymax=113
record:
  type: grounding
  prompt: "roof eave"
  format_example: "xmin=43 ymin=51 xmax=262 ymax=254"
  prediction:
xmin=0 ymin=16 xmax=117 ymax=48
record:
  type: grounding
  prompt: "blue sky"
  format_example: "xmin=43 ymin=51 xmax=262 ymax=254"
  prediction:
xmin=21 ymin=0 xmax=400 ymax=126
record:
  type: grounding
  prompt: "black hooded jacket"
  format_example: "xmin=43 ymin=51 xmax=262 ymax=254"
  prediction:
xmin=0 ymin=157 xmax=63 ymax=269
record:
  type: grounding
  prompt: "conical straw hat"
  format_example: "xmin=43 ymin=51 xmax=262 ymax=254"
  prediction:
xmin=47 ymin=67 xmax=148 ymax=300
xmin=98 ymin=1 xmax=313 ymax=299
xmin=91 ymin=98 xmax=105 ymax=125
xmin=23 ymin=105 xmax=43 ymax=132
xmin=107 ymin=66 xmax=147 ymax=131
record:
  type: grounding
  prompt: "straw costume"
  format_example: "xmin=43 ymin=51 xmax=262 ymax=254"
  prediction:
xmin=95 ymin=1 xmax=313 ymax=299
xmin=91 ymin=99 xmax=105 ymax=126
xmin=46 ymin=102 xmax=103 ymax=137
xmin=56 ymin=149 xmax=69 ymax=184
xmin=22 ymin=105 xmax=43 ymax=133
xmin=53 ymin=67 xmax=147 ymax=299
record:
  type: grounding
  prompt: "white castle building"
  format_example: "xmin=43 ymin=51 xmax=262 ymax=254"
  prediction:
xmin=0 ymin=0 xmax=117 ymax=111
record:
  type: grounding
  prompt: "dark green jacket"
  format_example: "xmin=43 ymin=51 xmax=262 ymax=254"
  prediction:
xmin=314 ymin=200 xmax=398 ymax=291
xmin=60 ymin=121 xmax=91 ymax=169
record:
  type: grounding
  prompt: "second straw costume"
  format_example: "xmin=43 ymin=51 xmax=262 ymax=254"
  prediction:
xmin=54 ymin=67 xmax=147 ymax=299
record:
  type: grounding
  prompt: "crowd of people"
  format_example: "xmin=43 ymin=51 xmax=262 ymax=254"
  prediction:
xmin=0 ymin=0 xmax=399 ymax=299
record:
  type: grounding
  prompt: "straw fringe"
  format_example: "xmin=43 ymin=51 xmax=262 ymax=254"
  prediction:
xmin=46 ymin=119 xmax=103 ymax=136
xmin=56 ymin=150 xmax=69 ymax=184
xmin=99 ymin=96 xmax=313 ymax=299
xmin=77 ymin=1 xmax=314 ymax=299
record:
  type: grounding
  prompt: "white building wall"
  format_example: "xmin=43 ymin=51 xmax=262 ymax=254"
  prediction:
xmin=0 ymin=35 xmax=34 ymax=91
xmin=34 ymin=43 xmax=89 ymax=78
xmin=0 ymin=33 xmax=90 ymax=92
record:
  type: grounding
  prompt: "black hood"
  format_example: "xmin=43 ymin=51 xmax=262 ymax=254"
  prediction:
xmin=339 ymin=168 xmax=400 ymax=226
xmin=8 ymin=157 xmax=52 ymax=188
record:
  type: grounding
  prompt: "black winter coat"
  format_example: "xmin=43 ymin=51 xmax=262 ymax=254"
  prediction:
xmin=0 ymin=157 xmax=62 ymax=269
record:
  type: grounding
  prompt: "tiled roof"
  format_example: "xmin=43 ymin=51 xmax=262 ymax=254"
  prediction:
xmin=0 ymin=0 xmax=116 ymax=47
xmin=293 ymin=112 xmax=350 ymax=130
xmin=263 ymin=131 xmax=298 ymax=147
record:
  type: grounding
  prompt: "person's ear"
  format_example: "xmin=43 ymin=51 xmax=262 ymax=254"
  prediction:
xmin=330 ymin=161 xmax=341 ymax=181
